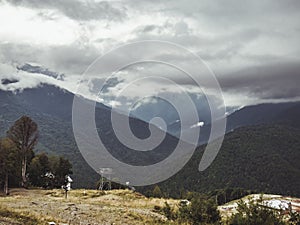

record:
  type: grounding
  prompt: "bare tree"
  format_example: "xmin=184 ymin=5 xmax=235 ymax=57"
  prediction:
xmin=7 ymin=116 xmax=38 ymax=187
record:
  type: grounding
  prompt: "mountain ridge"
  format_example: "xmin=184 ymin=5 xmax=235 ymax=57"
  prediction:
xmin=1 ymin=84 xmax=299 ymax=193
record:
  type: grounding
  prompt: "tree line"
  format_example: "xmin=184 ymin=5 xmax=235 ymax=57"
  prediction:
xmin=0 ymin=115 xmax=72 ymax=194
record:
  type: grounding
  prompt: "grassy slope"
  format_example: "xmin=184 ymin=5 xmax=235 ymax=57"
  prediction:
xmin=1 ymin=189 xmax=299 ymax=225
xmin=0 ymin=189 xmax=179 ymax=225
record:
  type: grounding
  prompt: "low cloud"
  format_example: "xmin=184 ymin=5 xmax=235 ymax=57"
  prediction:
xmin=219 ymin=60 xmax=300 ymax=100
xmin=1 ymin=0 xmax=300 ymax=110
xmin=7 ymin=0 xmax=127 ymax=21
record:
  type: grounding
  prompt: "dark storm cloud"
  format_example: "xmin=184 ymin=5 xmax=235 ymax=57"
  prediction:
xmin=134 ymin=22 xmax=262 ymax=45
xmin=6 ymin=0 xmax=127 ymax=21
xmin=133 ymin=0 xmax=300 ymax=22
xmin=132 ymin=22 xmax=266 ymax=62
xmin=1 ymin=0 xmax=300 ymax=106
xmin=0 ymin=42 xmax=100 ymax=75
xmin=219 ymin=61 xmax=300 ymax=100
xmin=0 ymin=42 xmax=37 ymax=64
xmin=43 ymin=44 xmax=100 ymax=74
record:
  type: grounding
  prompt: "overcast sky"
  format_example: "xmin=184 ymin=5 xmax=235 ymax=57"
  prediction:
xmin=0 ymin=0 xmax=300 ymax=111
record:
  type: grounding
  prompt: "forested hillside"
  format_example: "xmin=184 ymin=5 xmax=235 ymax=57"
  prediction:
xmin=149 ymin=124 xmax=300 ymax=198
xmin=0 ymin=85 xmax=181 ymax=188
xmin=1 ymin=85 xmax=300 ymax=195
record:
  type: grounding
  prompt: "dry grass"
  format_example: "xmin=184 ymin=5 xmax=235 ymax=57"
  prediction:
xmin=0 ymin=189 xmax=179 ymax=225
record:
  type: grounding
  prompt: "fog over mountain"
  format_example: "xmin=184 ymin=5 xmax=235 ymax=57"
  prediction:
xmin=1 ymin=0 xmax=300 ymax=121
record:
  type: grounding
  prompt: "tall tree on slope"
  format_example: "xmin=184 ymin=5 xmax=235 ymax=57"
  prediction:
xmin=7 ymin=116 xmax=38 ymax=187
xmin=0 ymin=138 xmax=19 ymax=195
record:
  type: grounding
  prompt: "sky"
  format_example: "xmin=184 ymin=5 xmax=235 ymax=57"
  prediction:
xmin=0 ymin=0 xmax=300 ymax=116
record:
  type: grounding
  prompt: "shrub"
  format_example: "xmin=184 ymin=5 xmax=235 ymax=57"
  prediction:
xmin=162 ymin=193 xmax=221 ymax=225
xmin=226 ymin=197 xmax=286 ymax=225
xmin=162 ymin=202 xmax=177 ymax=220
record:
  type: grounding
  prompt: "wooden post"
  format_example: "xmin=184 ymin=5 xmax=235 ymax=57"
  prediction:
xmin=4 ymin=173 xmax=9 ymax=195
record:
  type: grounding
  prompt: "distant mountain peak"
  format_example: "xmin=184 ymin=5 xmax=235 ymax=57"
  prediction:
xmin=1 ymin=78 xmax=19 ymax=85
xmin=16 ymin=63 xmax=65 ymax=81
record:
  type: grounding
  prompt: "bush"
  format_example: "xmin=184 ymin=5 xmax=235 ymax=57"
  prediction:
xmin=153 ymin=205 xmax=162 ymax=212
xmin=162 ymin=193 xmax=221 ymax=225
xmin=152 ymin=185 xmax=163 ymax=198
xmin=180 ymin=193 xmax=220 ymax=225
xmin=289 ymin=211 xmax=300 ymax=225
xmin=226 ymin=197 xmax=286 ymax=225
xmin=162 ymin=202 xmax=177 ymax=220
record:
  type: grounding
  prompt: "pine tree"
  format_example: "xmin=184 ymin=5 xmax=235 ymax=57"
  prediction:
xmin=152 ymin=185 xmax=163 ymax=198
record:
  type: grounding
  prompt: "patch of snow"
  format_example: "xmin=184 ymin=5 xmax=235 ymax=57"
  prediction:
xmin=264 ymin=199 xmax=290 ymax=210
xmin=190 ymin=121 xmax=204 ymax=128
